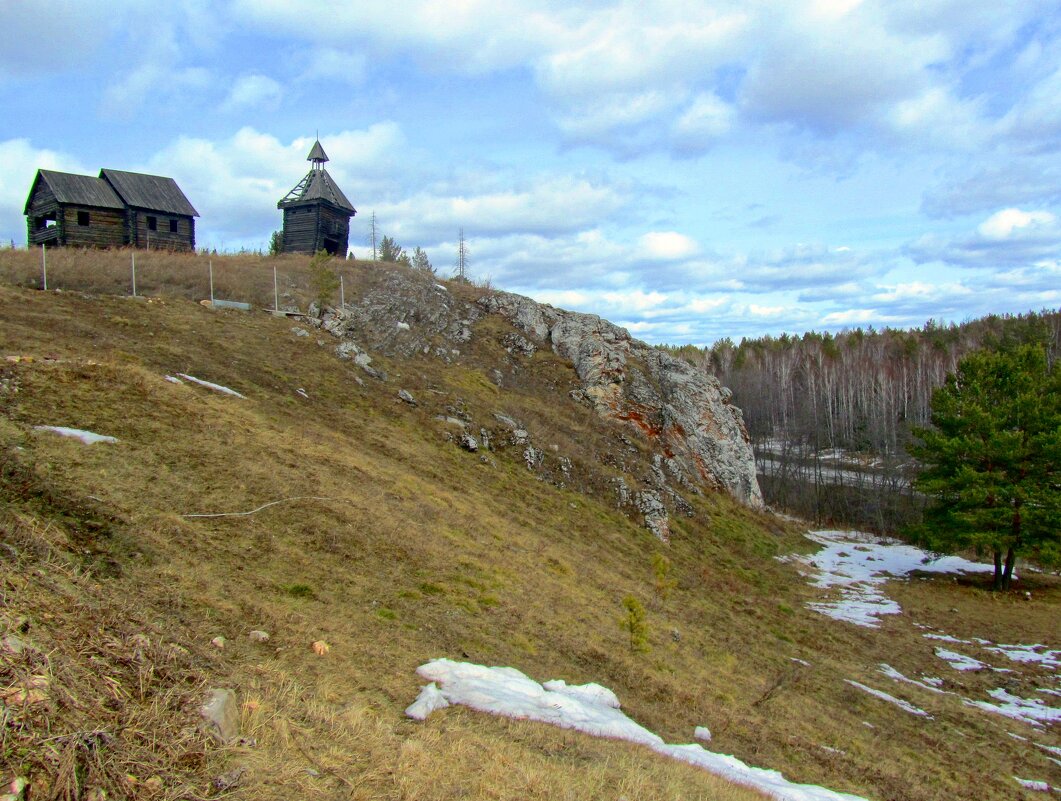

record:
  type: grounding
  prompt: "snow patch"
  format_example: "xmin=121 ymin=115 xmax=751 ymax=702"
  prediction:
xmin=410 ymin=659 xmax=871 ymax=801
xmin=878 ymin=664 xmax=949 ymax=696
xmin=935 ymin=648 xmax=991 ymax=672
xmin=845 ymin=680 xmax=933 ymax=718
xmin=985 ymin=643 xmax=1060 ymax=670
xmin=405 ymin=682 xmax=450 ymax=720
xmin=964 ymin=689 xmax=1061 ymax=727
xmin=786 ymin=530 xmax=995 ymax=628
xmin=1013 ymin=777 xmax=1052 ymax=792
xmin=34 ymin=426 xmax=118 ymax=445
xmin=177 ymin=374 xmax=245 ymax=398
xmin=164 ymin=374 xmax=183 ymax=384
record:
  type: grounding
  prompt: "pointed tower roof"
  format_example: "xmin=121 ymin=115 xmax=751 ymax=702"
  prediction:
xmin=307 ymin=139 xmax=329 ymax=164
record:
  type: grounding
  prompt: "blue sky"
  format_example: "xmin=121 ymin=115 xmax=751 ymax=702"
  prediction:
xmin=1 ymin=1 xmax=1059 ymax=345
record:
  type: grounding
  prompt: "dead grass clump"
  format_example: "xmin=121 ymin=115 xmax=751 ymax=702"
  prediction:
xmin=0 ymin=512 xmax=213 ymax=800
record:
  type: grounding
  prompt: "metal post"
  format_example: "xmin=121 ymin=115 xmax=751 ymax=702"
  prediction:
xmin=340 ymin=274 xmax=345 ymax=309
xmin=209 ymin=260 xmax=214 ymax=304
xmin=40 ymin=243 xmax=47 ymax=290
xmin=131 ymin=251 xmax=137 ymax=297
xmin=273 ymin=265 xmax=279 ymax=311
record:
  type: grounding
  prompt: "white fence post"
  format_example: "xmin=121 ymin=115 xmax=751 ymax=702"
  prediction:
xmin=131 ymin=251 xmax=137 ymax=297
xmin=340 ymin=274 xmax=345 ymax=309
xmin=273 ymin=265 xmax=279 ymax=311
xmin=209 ymin=259 xmax=214 ymax=304
xmin=41 ymin=243 xmax=47 ymax=290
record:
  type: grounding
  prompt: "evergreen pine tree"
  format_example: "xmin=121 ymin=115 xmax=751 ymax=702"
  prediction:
xmin=909 ymin=344 xmax=1061 ymax=590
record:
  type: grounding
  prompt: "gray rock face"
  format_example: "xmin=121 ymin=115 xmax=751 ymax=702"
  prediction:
xmin=478 ymin=291 xmax=762 ymax=508
xmin=310 ymin=268 xmax=760 ymax=511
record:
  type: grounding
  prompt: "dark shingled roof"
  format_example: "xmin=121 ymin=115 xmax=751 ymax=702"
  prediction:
xmin=100 ymin=169 xmax=199 ymax=217
xmin=25 ymin=170 xmax=124 ymax=213
xmin=278 ymin=168 xmax=355 ymax=214
xmin=307 ymin=140 xmax=329 ymax=162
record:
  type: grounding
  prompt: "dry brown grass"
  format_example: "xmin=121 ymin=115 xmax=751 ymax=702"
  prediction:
xmin=0 ymin=253 xmax=1058 ymax=800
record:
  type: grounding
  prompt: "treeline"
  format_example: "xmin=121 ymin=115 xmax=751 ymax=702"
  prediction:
xmin=664 ymin=311 xmax=1061 ymax=532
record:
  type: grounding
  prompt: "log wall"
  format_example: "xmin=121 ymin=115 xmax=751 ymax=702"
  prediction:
xmin=60 ymin=207 xmax=125 ymax=248
xmin=127 ymin=210 xmax=195 ymax=251
xmin=282 ymin=205 xmax=351 ymax=256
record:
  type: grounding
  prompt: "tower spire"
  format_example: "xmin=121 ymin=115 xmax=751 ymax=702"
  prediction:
xmin=307 ymin=137 xmax=329 ymax=169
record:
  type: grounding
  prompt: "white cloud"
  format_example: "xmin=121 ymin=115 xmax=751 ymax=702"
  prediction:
xmin=223 ymin=74 xmax=283 ymax=112
xmin=298 ymin=47 xmax=367 ymax=85
xmin=821 ymin=308 xmax=882 ymax=325
xmin=671 ymin=93 xmax=736 ymax=153
xmin=869 ymin=280 xmax=971 ymax=303
xmin=0 ymin=2 xmax=127 ymax=76
xmin=638 ymin=231 xmax=699 ymax=260
xmin=977 ymin=208 xmax=1056 ymax=240
xmin=374 ymin=176 xmax=626 ymax=242
xmin=907 ymin=207 xmax=1061 ymax=269
xmin=748 ymin=304 xmax=787 ymax=317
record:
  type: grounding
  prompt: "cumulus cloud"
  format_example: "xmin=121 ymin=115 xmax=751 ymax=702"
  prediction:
xmin=921 ymin=164 xmax=1061 ymax=218
xmin=296 ymin=47 xmax=367 ymax=85
xmin=0 ymin=2 xmax=128 ymax=76
xmin=976 ymin=208 xmax=1055 ymax=239
xmin=907 ymin=207 xmax=1061 ymax=268
xmin=638 ymin=231 xmax=699 ymax=260
xmin=223 ymin=74 xmax=283 ymax=112
xmin=225 ymin=1 xmax=1046 ymax=159
xmin=372 ymin=176 xmax=627 ymax=243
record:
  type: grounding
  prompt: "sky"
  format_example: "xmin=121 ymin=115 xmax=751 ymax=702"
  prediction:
xmin=1 ymin=1 xmax=1059 ymax=345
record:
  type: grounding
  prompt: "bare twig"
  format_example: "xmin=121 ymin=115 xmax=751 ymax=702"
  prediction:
xmin=180 ymin=496 xmax=335 ymax=519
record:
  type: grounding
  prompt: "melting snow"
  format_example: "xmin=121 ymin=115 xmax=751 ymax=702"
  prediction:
xmin=1013 ymin=777 xmax=1053 ymax=792
xmin=923 ymin=633 xmax=970 ymax=644
xmin=878 ymin=664 xmax=949 ymax=695
xmin=34 ymin=426 xmax=117 ymax=445
xmin=844 ymin=680 xmax=933 ymax=718
xmin=786 ymin=530 xmax=995 ymax=628
xmin=935 ymin=648 xmax=992 ymax=672
xmin=964 ymin=689 xmax=1061 ymax=727
xmin=408 ymin=659 xmax=871 ymax=801
xmin=177 ymin=374 xmax=246 ymax=398
xmin=985 ymin=644 xmax=1060 ymax=670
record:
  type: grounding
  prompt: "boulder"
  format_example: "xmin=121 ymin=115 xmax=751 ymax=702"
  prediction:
xmin=200 ymin=688 xmax=239 ymax=744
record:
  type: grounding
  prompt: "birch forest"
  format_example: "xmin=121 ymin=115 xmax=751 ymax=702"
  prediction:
xmin=667 ymin=311 xmax=1061 ymax=533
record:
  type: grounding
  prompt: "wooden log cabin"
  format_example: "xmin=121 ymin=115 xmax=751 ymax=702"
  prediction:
xmin=24 ymin=168 xmax=199 ymax=251
xmin=277 ymin=140 xmax=356 ymax=256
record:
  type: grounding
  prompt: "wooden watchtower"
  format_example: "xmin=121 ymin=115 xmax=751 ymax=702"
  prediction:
xmin=277 ymin=140 xmax=356 ymax=256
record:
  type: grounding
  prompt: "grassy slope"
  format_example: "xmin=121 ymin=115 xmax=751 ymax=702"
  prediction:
xmin=0 ymin=252 xmax=1058 ymax=800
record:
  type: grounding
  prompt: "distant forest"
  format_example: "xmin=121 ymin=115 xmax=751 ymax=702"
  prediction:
xmin=665 ymin=311 xmax=1061 ymax=533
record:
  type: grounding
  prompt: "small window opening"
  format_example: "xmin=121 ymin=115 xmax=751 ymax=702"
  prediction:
xmin=169 ymin=218 xmax=178 ymax=233
xmin=147 ymin=215 xmax=157 ymax=231
xmin=35 ymin=213 xmax=57 ymax=230
xmin=77 ymin=211 xmax=90 ymax=226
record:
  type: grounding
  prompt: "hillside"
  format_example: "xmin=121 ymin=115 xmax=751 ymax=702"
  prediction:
xmin=0 ymin=249 xmax=1058 ymax=800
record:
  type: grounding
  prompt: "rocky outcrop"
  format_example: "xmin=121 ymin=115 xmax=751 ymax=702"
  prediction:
xmin=305 ymin=268 xmax=762 ymax=518
xmin=478 ymin=291 xmax=762 ymax=508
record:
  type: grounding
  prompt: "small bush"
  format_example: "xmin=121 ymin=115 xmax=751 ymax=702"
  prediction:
xmin=620 ymin=595 xmax=650 ymax=653
xmin=652 ymin=552 xmax=676 ymax=605
xmin=308 ymin=250 xmax=339 ymax=308
xmin=282 ymin=582 xmax=316 ymax=599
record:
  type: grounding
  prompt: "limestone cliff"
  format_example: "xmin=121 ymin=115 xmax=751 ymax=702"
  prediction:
xmin=477 ymin=291 xmax=762 ymax=509
xmin=305 ymin=269 xmax=763 ymax=536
